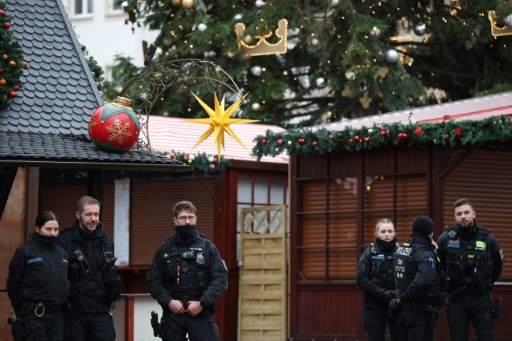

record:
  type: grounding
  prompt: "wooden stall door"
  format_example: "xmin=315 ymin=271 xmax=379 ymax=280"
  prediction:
xmin=238 ymin=205 xmax=287 ymax=341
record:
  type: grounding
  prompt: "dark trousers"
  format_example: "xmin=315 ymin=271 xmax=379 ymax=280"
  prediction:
xmin=161 ymin=310 xmax=219 ymax=341
xmin=63 ymin=310 xmax=115 ymax=341
xmin=24 ymin=309 xmax=65 ymax=341
xmin=446 ymin=291 xmax=494 ymax=341
xmin=361 ymin=303 xmax=400 ymax=341
xmin=397 ymin=310 xmax=435 ymax=341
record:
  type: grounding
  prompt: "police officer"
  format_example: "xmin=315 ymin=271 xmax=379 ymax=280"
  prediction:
xmin=147 ymin=200 xmax=228 ymax=341
xmin=391 ymin=216 xmax=440 ymax=341
xmin=7 ymin=211 xmax=70 ymax=340
xmin=356 ymin=218 xmax=399 ymax=341
xmin=437 ymin=198 xmax=504 ymax=341
xmin=56 ymin=196 xmax=121 ymax=341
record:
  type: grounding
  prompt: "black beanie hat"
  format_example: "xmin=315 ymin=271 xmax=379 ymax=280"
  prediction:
xmin=412 ymin=216 xmax=434 ymax=237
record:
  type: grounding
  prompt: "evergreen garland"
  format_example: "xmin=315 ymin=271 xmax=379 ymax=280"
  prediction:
xmin=0 ymin=1 xmax=26 ymax=109
xmin=252 ymin=115 xmax=512 ymax=159
xmin=160 ymin=150 xmax=231 ymax=174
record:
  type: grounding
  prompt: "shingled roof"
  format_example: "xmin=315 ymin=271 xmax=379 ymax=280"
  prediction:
xmin=0 ymin=0 xmax=186 ymax=171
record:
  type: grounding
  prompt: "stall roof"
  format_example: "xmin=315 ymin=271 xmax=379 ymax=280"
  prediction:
xmin=316 ymin=91 xmax=512 ymax=131
xmin=0 ymin=0 xmax=186 ymax=171
xmin=146 ymin=116 xmax=289 ymax=164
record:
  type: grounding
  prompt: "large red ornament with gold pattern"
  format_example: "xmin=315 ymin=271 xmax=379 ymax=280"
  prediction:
xmin=88 ymin=96 xmax=140 ymax=152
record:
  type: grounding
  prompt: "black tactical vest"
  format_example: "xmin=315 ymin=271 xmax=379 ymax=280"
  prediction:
xmin=63 ymin=228 xmax=114 ymax=312
xmin=161 ymin=234 xmax=210 ymax=302
xmin=444 ymin=227 xmax=493 ymax=292
xmin=393 ymin=241 xmax=440 ymax=305
xmin=366 ymin=243 xmax=396 ymax=290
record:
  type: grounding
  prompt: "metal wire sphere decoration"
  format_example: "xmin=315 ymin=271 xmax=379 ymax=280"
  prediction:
xmin=119 ymin=58 xmax=243 ymax=154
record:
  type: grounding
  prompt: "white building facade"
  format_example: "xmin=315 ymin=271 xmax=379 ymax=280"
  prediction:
xmin=61 ymin=0 xmax=159 ymax=79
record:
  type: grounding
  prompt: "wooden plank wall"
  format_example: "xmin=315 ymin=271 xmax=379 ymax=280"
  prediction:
xmin=291 ymin=285 xmax=512 ymax=340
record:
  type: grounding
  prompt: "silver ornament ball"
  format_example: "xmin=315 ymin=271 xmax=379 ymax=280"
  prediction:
xmin=316 ymin=77 xmax=327 ymax=88
xmin=251 ymin=65 xmax=262 ymax=76
xmin=384 ymin=49 xmax=399 ymax=63
xmin=414 ymin=23 xmax=426 ymax=36
xmin=504 ymin=14 xmax=512 ymax=28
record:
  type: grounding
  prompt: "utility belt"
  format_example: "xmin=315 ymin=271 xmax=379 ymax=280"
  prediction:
xmin=448 ymin=283 xmax=489 ymax=297
xmin=22 ymin=302 xmax=66 ymax=316
xmin=400 ymin=301 xmax=435 ymax=312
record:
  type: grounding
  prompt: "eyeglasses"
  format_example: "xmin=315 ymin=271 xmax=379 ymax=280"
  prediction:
xmin=177 ymin=215 xmax=196 ymax=222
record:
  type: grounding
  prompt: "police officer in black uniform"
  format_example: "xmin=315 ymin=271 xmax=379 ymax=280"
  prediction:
xmin=7 ymin=211 xmax=70 ymax=341
xmin=147 ymin=200 xmax=228 ymax=341
xmin=437 ymin=198 xmax=504 ymax=341
xmin=356 ymin=218 xmax=399 ymax=341
xmin=391 ymin=216 xmax=440 ymax=341
xmin=56 ymin=196 xmax=121 ymax=341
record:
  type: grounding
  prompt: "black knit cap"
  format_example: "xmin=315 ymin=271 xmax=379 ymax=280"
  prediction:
xmin=412 ymin=216 xmax=434 ymax=237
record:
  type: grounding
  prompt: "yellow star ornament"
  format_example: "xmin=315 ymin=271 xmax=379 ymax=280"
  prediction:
xmin=187 ymin=92 xmax=259 ymax=161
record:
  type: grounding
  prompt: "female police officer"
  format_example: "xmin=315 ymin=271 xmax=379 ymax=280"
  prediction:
xmin=356 ymin=218 xmax=400 ymax=341
xmin=7 ymin=211 xmax=70 ymax=340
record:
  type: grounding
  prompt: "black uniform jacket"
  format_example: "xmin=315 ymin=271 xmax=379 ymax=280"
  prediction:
xmin=7 ymin=234 xmax=70 ymax=316
xmin=398 ymin=235 xmax=439 ymax=304
xmin=56 ymin=221 xmax=117 ymax=312
xmin=146 ymin=231 xmax=228 ymax=311
xmin=437 ymin=220 xmax=503 ymax=286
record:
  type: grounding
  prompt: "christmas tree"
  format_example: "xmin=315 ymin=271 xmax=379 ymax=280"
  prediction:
xmin=0 ymin=1 xmax=25 ymax=109
xmin=116 ymin=0 xmax=512 ymax=127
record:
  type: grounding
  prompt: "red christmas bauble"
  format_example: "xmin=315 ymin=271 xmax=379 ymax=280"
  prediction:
xmin=3 ymin=22 xmax=10 ymax=29
xmin=13 ymin=85 xmax=19 ymax=91
xmin=0 ymin=10 xmax=5 ymax=16
xmin=88 ymin=97 xmax=140 ymax=152
xmin=22 ymin=61 xmax=29 ymax=68
xmin=277 ymin=138 xmax=283 ymax=146
xmin=298 ymin=138 xmax=306 ymax=144
xmin=312 ymin=141 xmax=318 ymax=147
xmin=261 ymin=138 xmax=267 ymax=146
xmin=0 ymin=68 xmax=3 ymax=73
xmin=9 ymin=91 xmax=16 ymax=98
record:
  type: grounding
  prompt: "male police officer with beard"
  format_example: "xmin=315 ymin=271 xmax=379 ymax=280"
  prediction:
xmin=57 ymin=196 xmax=121 ymax=341
xmin=390 ymin=216 xmax=440 ymax=341
xmin=437 ymin=198 xmax=504 ymax=341
xmin=147 ymin=200 xmax=228 ymax=341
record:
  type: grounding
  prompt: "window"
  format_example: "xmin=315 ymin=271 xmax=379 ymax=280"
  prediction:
xmin=108 ymin=0 xmax=124 ymax=15
xmin=236 ymin=173 xmax=288 ymax=261
xmin=298 ymin=173 xmax=427 ymax=280
xmin=74 ymin=0 xmax=93 ymax=16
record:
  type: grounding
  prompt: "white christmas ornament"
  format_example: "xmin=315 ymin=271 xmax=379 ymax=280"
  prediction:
xmin=345 ymin=71 xmax=356 ymax=80
xmin=255 ymin=0 xmax=265 ymax=7
xmin=198 ymin=23 xmax=207 ymax=32
xmin=371 ymin=26 xmax=380 ymax=36
xmin=384 ymin=49 xmax=399 ymax=63
xmin=251 ymin=65 xmax=262 ymax=76
xmin=331 ymin=0 xmax=339 ymax=6
xmin=252 ymin=103 xmax=261 ymax=111
xmin=316 ymin=77 xmax=327 ymax=88
xmin=504 ymin=14 xmax=512 ymax=28
xmin=414 ymin=22 xmax=426 ymax=36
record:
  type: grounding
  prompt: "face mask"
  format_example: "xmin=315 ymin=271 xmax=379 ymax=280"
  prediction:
xmin=175 ymin=225 xmax=196 ymax=242
xmin=36 ymin=233 xmax=57 ymax=246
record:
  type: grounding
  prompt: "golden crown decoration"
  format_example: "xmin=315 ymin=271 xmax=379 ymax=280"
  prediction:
xmin=488 ymin=11 xmax=512 ymax=37
xmin=234 ymin=18 xmax=288 ymax=57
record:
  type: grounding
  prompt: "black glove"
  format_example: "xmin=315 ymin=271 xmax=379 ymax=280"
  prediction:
xmin=389 ymin=298 xmax=400 ymax=310
xmin=383 ymin=290 xmax=395 ymax=301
